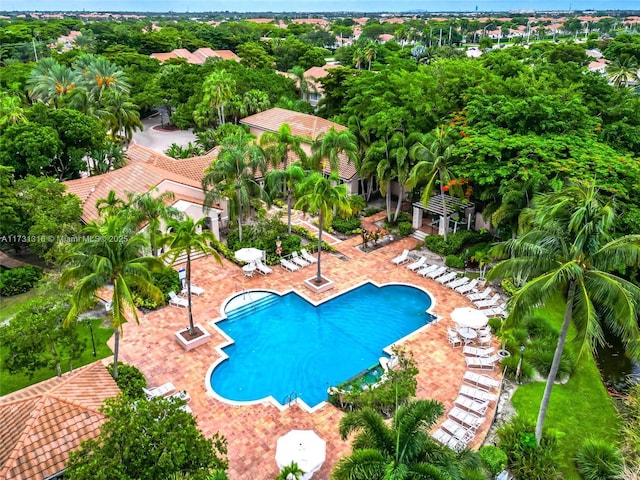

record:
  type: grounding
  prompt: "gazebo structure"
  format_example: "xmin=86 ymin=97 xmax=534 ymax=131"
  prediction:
xmin=412 ymin=194 xmax=476 ymax=236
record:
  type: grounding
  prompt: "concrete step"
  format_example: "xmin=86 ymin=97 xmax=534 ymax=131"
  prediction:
xmin=411 ymin=230 xmax=427 ymax=242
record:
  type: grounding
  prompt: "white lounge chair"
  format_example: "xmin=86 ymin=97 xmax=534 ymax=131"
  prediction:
xmin=462 ymin=346 xmax=495 ymax=357
xmin=459 ymin=385 xmax=498 ymax=403
xmin=391 ymin=249 xmax=410 ymax=265
xmin=456 ymin=279 xmax=478 ymax=294
xmin=465 ymin=354 xmax=500 ymax=370
xmin=280 ymin=258 xmax=299 ymax=272
xmin=416 ymin=264 xmax=438 ymax=277
xmin=291 ymin=251 xmax=310 ymax=267
xmin=167 ymin=390 xmax=192 ymax=403
xmin=181 ymin=284 xmax=205 ymax=296
xmin=143 ymin=382 xmax=176 ymax=399
xmin=300 ymin=248 xmax=318 ymax=263
xmin=432 ymin=428 xmax=467 ymax=452
xmin=448 ymin=406 xmax=485 ymax=430
xmin=447 ymin=277 xmax=470 ymax=290
xmin=476 ymin=333 xmax=493 ymax=346
xmin=436 ymin=272 xmax=458 ymax=284
xmin=168 ymin=291 xmax=188 ymax=308
xmin=447 ymin=327 xmax=463 ymax=348
xmin=485 ymin=304 xmax=507 ymax=318
xmin=254 ymin=259 xmax=273 ymax=275
xmin=463 ymin=371 xmax=500 ymax=391
xmin=454 ymin=395 xmax=489 ymax=415
xmin=474 ymin=295 xmax=501 ymax=309
xmin=426 ymin=266 xmax=448 ymax=279
xmin=441 ymin=418 xmax=476 ymax=443
xmin=406 ymin=256 xmax=427 ymax=272
xmin=467 ymin=287 xmax=493 ymax=301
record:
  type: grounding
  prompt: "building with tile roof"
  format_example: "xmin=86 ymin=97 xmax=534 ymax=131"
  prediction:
xmin=150 ymin=48 xmax=240 ymax=64
xmin=240 ymin=108 xmax=360 ymax=193
xmin=63 ymin=145 xmax=225 ymax=240
xmin=303 ymin=64 xmax=337 ymax=107
xmin=0 ymin=362 xmax=120 ymax=480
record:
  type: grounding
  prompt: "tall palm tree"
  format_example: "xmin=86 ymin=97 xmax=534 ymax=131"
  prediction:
xmin=77 ymin=55 xmax=131 ymax=100
xmin=488 ymin=182 xmax=640 ymax=444
xmin=295 ymin=172 xmax=351 ymax=284
xmin=311 ymin=127 xmax=359 ymax=174
xmin=101 ymin=90 xmax=143 ymax=146
xmin=363 ymin=40 xmax=379 ymax=70
xmin=352 ymin=47 xmax=364 ymax=70
xmin=27 ymin=58 xmax=79 ymax=107
xmin=348 ymin=116 xmax=375 ymax=200
xmin=163 ymin=217 xmax=222 ymax=336
xmin=60 ymin=216 xmax=164 ymax=379
xmin=196 ymin=69 xmax=235 ymax=127
xmin=96 ymin=189 xmax=127 ymax=218
xmin=332 ymin=400 xmax=482 ymax=480
xmin=606 ymin=54 xmax=640 ymax=89
xmin=265 ymin=162 xmax=306 ymax=234
xmin=407 ymin=127 xmax=461 ymax=241
xmin=202 ymin=131 xmax=268 ymax=242
xmin=289 ymin=65 xmax=313 ymax=102
xmin=0 ymin=92 xmax=27 ymax=128
xmin=127 ymin=189 xmax=182 ymax=256
xmin=260 ymin=122 xmax=307 ymax=172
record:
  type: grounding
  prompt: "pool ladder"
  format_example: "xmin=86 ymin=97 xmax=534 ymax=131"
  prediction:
xmin=283 ymin=391 xmax=298 ymax=406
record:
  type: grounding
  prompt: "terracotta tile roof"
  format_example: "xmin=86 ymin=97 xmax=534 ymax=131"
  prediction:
xmin=210 ymin=50 xmax=240 ymax=61
xmin=125 ymin=144 xmax=215 ymax=183
xmin=151 ymin=49 xmax=240 ymax=65
xmin=150 ymin=52 xmax=179 ymax=62
xmin=240 ymin=108 xmax=347 ymax=141
xmin=292 ymin=18 xmax=329 ymax=26
xmin=379 ymin=34 xmax=395 ymax=42
xmin=246 ymin=18 xmax=276 ymax=23
xmin=0 ymin=362 xmax=120 ymax=480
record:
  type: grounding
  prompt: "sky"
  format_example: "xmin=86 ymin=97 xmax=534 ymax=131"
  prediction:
xmin=5 ymin=0 xmax=639 ymax=12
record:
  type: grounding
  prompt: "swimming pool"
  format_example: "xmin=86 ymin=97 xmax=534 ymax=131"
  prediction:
xmin=208 ymin=282 xmax=435 ymax=409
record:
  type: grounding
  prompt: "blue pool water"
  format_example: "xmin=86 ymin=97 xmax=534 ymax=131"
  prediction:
xmin=209 ymin=283 xmax=434 ymax=408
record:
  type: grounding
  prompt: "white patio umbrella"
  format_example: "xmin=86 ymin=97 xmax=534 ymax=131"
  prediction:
xmin=234 ymin=247 xmax=264 ymax=264
xmin=275 ymin=430 xmax=326 ymax=480
xmin=450 ymin=306 xmax=489 ymax=329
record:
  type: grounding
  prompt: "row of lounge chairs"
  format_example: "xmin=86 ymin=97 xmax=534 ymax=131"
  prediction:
xmin=281 ymin=249 xmax=317 ymax=272
xmin=143 ymin=382 xmax=193 ymax=413
xmin=168 ymin=283 xmax=207 ymax=308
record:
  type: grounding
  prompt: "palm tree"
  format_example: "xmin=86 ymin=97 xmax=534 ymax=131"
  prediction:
xmin=163 ymin=217 xmax=222 ymax=336
xmin=0 ymin=92 xmax=27 ymax=128
xmin=289 ymin=65 xmax=313 ymax=102
xmin=311 ymin=127 xmax=358 ymax=174
xmin=265 ymin=162 xmax=306 ymax=234
xmin=606 ymin=54 xmax=640 ymax=89
xmin=488 ymin=182 xmax=640 ymax=444
xmin=332 ymin=400 xmax=482 ymax=480
xmin=127 ymin=189 xmax=182 ymax=256
xmin=202 ymin=131 xmax=268 ymax=242
xmin=60 ymin=216 xmax=164 ymax=379
xmin=77 ymin=55 xmax=131 ymax=100
xmin=260 ymin=123 xmax=307 ymax=172
xmin=352 ymin=47 xmax=364 ymax=70
xmin=348 ymin=116 xmax=375 ymax=200
xmin=27 ymin=58 xmax=79 ymax=107
xmin=101 ymin=90 xmax=142 ymax=146
xmin=407 ymin=127 xmax=461 ymax=241
xmin=363 ymin=41 xmax=379 ymax=70
xmin=295 ymin=172 xmax=351 ymax=284
xmin=276 ymin=462 xmax=305 ymax=480
xmin=96 ymin=190 xmax=127 ymax=218
xmin=196 ymin=69 xmax=236 ymax=127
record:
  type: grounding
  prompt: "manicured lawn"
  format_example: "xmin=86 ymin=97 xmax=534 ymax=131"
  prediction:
xmin=0 ymin=318 xmax=113 ymax=395
xmin=510 ymin=297 xmax=621 ymax=480
xmin=0 ymin=290 xmax=39 ymax=323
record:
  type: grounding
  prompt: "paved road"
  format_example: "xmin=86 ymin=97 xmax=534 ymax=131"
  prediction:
xmin=131 ymin=115 xmax=197 ymax=154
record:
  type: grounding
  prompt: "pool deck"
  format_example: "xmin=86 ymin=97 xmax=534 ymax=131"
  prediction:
xmin=115 ymin=220 xmax=501 ymax=480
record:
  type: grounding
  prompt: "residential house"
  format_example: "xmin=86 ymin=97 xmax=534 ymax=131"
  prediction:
xmin=150 ymin=48 xmax=240 ymax=64
xmin=0 ymin=362 xmax=120 ymax=480
xmin=302 ymin=64 xmax=336 ymax=107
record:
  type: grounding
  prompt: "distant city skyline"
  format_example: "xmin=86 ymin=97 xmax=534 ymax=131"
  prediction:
xmin=5 ymin=0 xmax=639 ymax=13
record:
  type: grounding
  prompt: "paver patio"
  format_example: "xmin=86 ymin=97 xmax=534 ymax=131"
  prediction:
xmin=115 ymin=223 xmax=501 ymax=480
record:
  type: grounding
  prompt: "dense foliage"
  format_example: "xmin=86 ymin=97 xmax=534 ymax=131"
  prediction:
xmin=0 ymin=265 xmax=43 ymax=296
xmin=107 ymin=362 xmax=147 ymax=399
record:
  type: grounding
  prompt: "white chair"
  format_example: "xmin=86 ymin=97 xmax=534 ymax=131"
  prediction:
xmin=447 ymin=327 xmax=463 ymax=348
xmin=467 ymin=287 xmax=493 ymax=301
xmin=485 ymin=305 xmax=507 ymax=318
xmin=463 ymin=346 xmax=495 ymax=357
xmin=477 ymin=333 xmax=493 ymax=346
xmin=143 ymin=382 xmax=176 ymax=399
xmin=456 ymin=279 xmax=478 ymax=294
xmin=441 ymin=418 xmax=476 ymax=443
xmin=432 ymin=428 xmax=467 ymax=452
xmin=463 ymin=371 xmax=500 ymax=391
xmin=416 ymin=264 xmax=438 ymax=277
xmin=181 ymin=284 xmax=205 ymax=296
xmin=448 ymin=406 xmax=485 ymax=430
xmin=167 ymin=390 xmax=191 ymax=403
xmin=436 ymin=272 xmax=458 ymax=285
xmin=459 ymin=385 xmax=498 ymax=403
xmin=426 ymin=266 xmax=448 ymax=279
xmin=474 ymin=295 xmax=501 ymax=309
xmin=300 ymin=248 xmax=318 ymax=263
xmin=391 ymin=249 xmax=410 ymax=265
xmin=407 ymin=256 xmax=427 ymax=272
xmin=291 ymin=251 xmax=310 ymax=267
xmin=447 ymin=277 xmax=470 ymax=290
xmin=255 ymin=259 xmax=273 ymax=275
xmin=454 ymin=395 xmax=490 ymax=415
xmin=168 ymin=291 xmax=188 ymax=308
xmin=280 ymin=258 xmax=299 ymax=272
xmin=465 ymin=354 xmax=500 ymax=371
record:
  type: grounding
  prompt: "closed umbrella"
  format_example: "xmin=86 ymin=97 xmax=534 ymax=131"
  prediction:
xmin=275 ymin=430 xmax=326 ymax=480
xmin=234 ymin=247 xmax=264 ymax=263
xmin=450 ymin=307 xmax=489 ymax=329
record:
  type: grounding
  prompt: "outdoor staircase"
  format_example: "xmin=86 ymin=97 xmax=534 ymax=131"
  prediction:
xmin=163 ymin=250 xmax=208 ymax=267
xmin=226 ymin=293 xmax=279 ymax=320
xmin=411 ymin=230 xmax=427 ymax=242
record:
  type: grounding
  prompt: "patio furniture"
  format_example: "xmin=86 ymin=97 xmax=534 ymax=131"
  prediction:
xmin=462 ymin=346 xmax=495 ymax=357
xmin=455 ymin=279 xmax=478 ymax=294
xmin=476 ymin=333 xmax=493 ymax=346
xmin=451 ymin=307 xmax=489 ymax=329
xmin=448 ymin=406 xmax=485 ymax=430
xmin=457 ymin=327 xmax=477 ymax=344
xmin=234 ymin=247 xmax=264 ymax=264
xmin=436 ymin=272 xmax=458 ymax=285
xmin=459 ymin=385 xmax=498 ymax=403
xmin=143 ymin=382 xmax=176 ymax=399
xmin=474 ymin=295 xmax=501 ymax=309
xmin=255 ymin=259 xmax=273 ymax=275
xmin=416 ymin=264 xmax=438 ymax=277
xmin=291 ymin=251 xmax=310 ymax=268
xmin=447 ymin=277 xmax=470 ymax=290
xmin=167 ymin=390 xmax=191 ymax=403
xmin=406 ymin=256 xmax=427 ymax=271
xmin=426 ymin=266 xmax=448 ymax=279
xmin=467 ymin=287 xmax=493 ymax=301
xmin=391 ymin=249 xmax=410 ymax=265
xmin=454 ymin=395 xmax=490 ymax=415
xmin=441 ymin=418 xmax=475 ymax=443
xmin=485 ymin=304 xmax=508 ymax=318
xmin=462 ymin=371 xmax=500 ymax=391
xmin=465 ymin=354 xmax=500 ymax=370
xmin=301 ymin=248 xmax=318 ymax=263
xmin=447 ymin=326 xmax=463 ymax=348
xmin=280 ymin=258 xmax=299 ymax=272
xmin=168 ymin=291 xmax=188 ymax=308
xmin=432 ymin=428 xmax=467 ymax=452
xmin=181 ymin=284 xmax=205 ymax=296
xmin=276 ymin=430 xmax=326 ymax=480
xmin=242 ymin=263 xmax=256 ymax=277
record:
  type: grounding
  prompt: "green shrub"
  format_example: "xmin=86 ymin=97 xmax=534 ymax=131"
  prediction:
xmin=363 ymin=207 xmax=383 ymax=217
xmin=527 ymin=340 xmax=576 ymax=381
xmin=0 ymin=265 xmax=44 ymax=296
xmin=525 ymin=316 xmax=558 ymax=341
xmin=478 ymin=445 xmax=508 ymax=475
xmin=501 ymin=355 xmax=535 ymax=382
xmin=445 ymin=254 xmax=464 ymax=269
xmin=488 ymin=317 xmax=504 ymax=335
xmin=107 ymin=362 xmax=147 ymax=399
xmin=501 ymin=278 xmax=519 ymax=297
xmin=131 ymin=266 xmax=178 ymax=310
xmin=498 ymin=415 xmax=562 ymax=479
xmin=398 ymin=222 xmax=413 ymax=237
xmin=574 ymin=439 xmax=624 ymax=480
xmin=423 ymin=230 xmax=491 ymax=256
xmin=332 ymin=216 xmax=362 ymax=234
xmin=349 ymin=195 xmax=367 ymax=216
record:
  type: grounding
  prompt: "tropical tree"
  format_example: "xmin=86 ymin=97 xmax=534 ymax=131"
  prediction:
xmin=60 ymin=215 xmax=164 ymax=380
xmin=363 ymin=40 xmax=379 ymax=70
xmin=260 ymin=122 xmax=307 ymax=172
xmin=265 ymin=162 xmax=306 ymax=235
xmin=488 ymin=182 xmax=640 ymax=444
xmin=26 ymin=58 xmax=79 ymax=107
xmin=195 ymin=69 xmax=236 ymax=127
xmin=127 ymin=189 xmax=181 ymax=256
xmin=76 ymin=55 xmax=131 ymax=100
xmin=295 ymin=172 xmax=351 ymax=284
xmin=289 ymin=65 xmax=313 ymax=102
xmin=407 ymin=127 xmax=461 ymax=241
xmin=163 ymin=217 xmax=222 ymax=336
xmin=311 ymin=127 xmax=358 ymax=174
xmin=202 ymin=131 xmax=268 ymax=242
xmin=96 ymin=189 xmax=127 ymax=218
xmin=332 ymin=399 xmax=484 ymax=480
xmin=101 ymin=90 xmax=142 ymax=145
xmin=606 ymin=53 xmax=640 ymax=89
xmin=0 ymin=92 xmax=27 ymax=128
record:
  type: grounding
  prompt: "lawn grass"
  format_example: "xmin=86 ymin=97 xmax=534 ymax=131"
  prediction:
xmin=0 ymin=317 xmax=113 ymax=395
xmin=510 ymin=296 xmax=621 ymax=480
xmin=0 ymin=290 xmax=39 ymax=323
